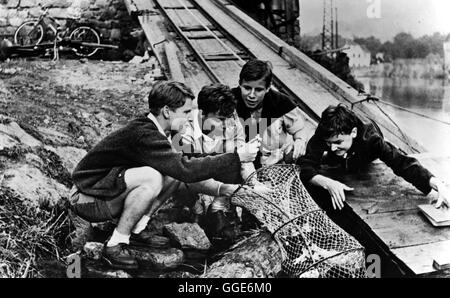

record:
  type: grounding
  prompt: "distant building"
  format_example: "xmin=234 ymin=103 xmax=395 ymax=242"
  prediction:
xmin=375 ymin=52 xmax=384 ymax=64
xmin=343 ymin=42 xmax=371 ymax=68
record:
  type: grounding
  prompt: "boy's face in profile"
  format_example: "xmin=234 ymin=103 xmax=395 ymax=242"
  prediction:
xmin=239 ymin=78 xmax=270 ymax=110
xmin=170 ymin=97 xmax=193 ymax=134
xmin=201 ymin=111 xmax=227 ymax=137
xmin=324 ymin=128 xmax=357 ymax=157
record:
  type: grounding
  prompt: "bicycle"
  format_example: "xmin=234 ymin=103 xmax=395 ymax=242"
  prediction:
xmin=13 ymin=7 xmax=101 ymax=58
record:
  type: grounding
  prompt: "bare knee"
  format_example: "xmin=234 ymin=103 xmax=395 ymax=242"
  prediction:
xmin=124 ymin=166 xmax=164 ymax=191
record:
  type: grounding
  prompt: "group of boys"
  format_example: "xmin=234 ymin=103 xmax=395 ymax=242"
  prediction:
xmin=70 ymin=60 xmax=450 ymax=270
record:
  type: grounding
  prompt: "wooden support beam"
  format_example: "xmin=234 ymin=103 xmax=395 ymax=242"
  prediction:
xmin=163 ymin=6 xmax=196 ymax=10
xmin=180 ymin=25 xmax=216 ymax=31
xmin=164 ymin=41 xmax=185 ymax=82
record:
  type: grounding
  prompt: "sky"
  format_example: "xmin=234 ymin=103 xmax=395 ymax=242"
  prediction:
xmin=300 ymin=0 xmax=450 ymax=41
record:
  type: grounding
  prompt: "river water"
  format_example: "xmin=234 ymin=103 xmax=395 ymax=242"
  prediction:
xmin=356 ymin=76 xmax=450 ymax=156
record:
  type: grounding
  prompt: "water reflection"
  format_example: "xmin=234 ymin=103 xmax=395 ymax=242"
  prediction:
xmin=358 ymin=77 xmax=450 ymax=155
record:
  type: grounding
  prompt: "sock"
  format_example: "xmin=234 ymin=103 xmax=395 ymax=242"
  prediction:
xmin=131 ymin=215 xmax=150 ymax=234
xmin=107 ymin=229 xmax=130 ymax=247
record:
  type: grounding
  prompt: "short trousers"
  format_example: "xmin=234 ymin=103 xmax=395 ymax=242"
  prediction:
xmin=69 ymin=186 xmax=123 ymax=223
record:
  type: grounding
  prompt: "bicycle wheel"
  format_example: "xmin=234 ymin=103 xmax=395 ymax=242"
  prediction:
xmin=14 ymin=20 xmax=44 ymax=46
xmin=69 ymin=26 xmax=101 ymax=57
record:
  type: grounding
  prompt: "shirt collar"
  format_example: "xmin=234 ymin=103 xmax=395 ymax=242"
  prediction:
xmin=147 ymin=113 xmax=167 ymax=138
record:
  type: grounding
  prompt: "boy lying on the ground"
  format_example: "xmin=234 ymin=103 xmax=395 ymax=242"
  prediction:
xmin=298 ymin=104 xmax=449 ymax=211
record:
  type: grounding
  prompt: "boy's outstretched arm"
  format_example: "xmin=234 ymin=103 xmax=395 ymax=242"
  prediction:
xmin=309 ymin=175 xmax=354 ymax=210
xmin=186 ymin=179 xmax=240 ymax=197
xmin=299 ymin=134 xmax=353 ymax=210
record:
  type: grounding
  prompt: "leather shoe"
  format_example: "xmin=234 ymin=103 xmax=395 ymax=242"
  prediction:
xmin=102 ymin=243 xmax=138 ymax=270
xmin=130 ymin=230 xmax=170 ymax=248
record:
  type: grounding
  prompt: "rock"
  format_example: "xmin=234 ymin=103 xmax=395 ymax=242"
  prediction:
xmin=6 ymin=0 xmax=19 ymax=8
xmin=86 ymin=267 xmax=132 ymax=278
xmin=69 ymin=209 xmax=94 ymax=250
xmin=76 ymin=136 xmax=85 ymax=144
xmin=2 ymin=164 xmax=69 ymax=209
xmin=38 ymin=127 xmax=73 ymax=146
xmin=0 ymin=8 xmax=8 ymax=19
xmin=24 ymin=152 xmax=44 ymax=169
xmin=83 ymin=242 xmax=104 ymax=260
xmin=158 ymin=271 xmax=199 ymax=278
xmin=164 ymin=223 xmax=211 ymax=251
xmin=0 ymin=134 xmax=19 ymax=150
xmin=130 ymin=247 xmax=184 ymax=270
xmin=147 ymin=204 xmax=191 ymax=235
xmin=94 ymin=112 xmax=111 ymax=127
xmin=202 ymin=231 xmax=282 ymax=278
xmin=48 ymin=8 xmax=69 ymax=19
xmin=146 ymin=234 xmax=171 ymax=248
xmin=52 ymin=146 xmax=87 ymax=173
xmin=20 ymin=0 xmax=37 ymax=7
xmin=28 ymin=6 xmax=43 ymax=18
xmin=0 ymin=121 xmax=42 ymax=147
xmin=8 ymin=17 xmax=23 ymax=27
xmin=41 ymin=0 xmax=71 ymax=8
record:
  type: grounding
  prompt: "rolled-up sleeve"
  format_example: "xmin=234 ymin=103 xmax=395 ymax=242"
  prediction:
xmin=283 ymin=107 xmax=305 ymax=136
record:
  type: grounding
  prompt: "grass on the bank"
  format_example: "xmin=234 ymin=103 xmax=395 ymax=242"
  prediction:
xmin=0 ymin=188 xmax=71 ymax=278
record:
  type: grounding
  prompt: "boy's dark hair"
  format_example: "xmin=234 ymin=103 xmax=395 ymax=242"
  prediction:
xmin=148 ymin=81 xmax=194 ymax=115
xmin=317 ymin=105 xmax=360 ymax=139
xmin=198 ymin=84 xmax=237 ymax=118
xmin=239 ymin=60 xmax=273 ymax=88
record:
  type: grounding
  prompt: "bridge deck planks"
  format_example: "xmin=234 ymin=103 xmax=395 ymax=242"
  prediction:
xmin=323 ymin=155 xmax=450 ymax=275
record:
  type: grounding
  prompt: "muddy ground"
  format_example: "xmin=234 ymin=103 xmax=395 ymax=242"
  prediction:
xmin=0 ymin=56 xmax=162 ymax=277
xmin=0 ymin=56 xmax=275 ymax=278
xmin=0 ymin=56 xmax=159 ymax=150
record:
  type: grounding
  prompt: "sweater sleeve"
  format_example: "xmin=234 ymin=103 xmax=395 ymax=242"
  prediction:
xmin=135 ymin=131 xmax=241 ymax=183
xmin=298 ymin=133 xmax=326 ymax=183
xmin=370 ymin=135 xmax=433 ymax=195
xmin=283 ymin=107 xmax=305 ymax=136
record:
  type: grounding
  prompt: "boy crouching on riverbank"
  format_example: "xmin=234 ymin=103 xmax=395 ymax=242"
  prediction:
xmin=69 ymin=81 xmax=261 ymax=270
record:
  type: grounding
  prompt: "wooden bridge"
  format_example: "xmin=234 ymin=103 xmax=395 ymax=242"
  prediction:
xmin=124 ymin=0 xmax=450 ymax=277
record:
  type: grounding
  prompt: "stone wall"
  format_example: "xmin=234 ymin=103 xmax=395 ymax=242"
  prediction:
xmin=0 ymin=0 xmax=137 ymax=45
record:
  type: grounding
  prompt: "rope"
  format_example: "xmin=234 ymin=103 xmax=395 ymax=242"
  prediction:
xmin=176 ymin=0 xmax=246 ymax=65
xmin=350 ymin=97 xmax=419 ymax=153
xmin=372 ymin=100 xmax=418 ymax=153
xmin=377 ymin=99 xmax=450 ymax=127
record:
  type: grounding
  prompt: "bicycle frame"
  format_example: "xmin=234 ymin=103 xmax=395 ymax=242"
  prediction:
xmin=8 ymin=7 xmax=119 ymax=61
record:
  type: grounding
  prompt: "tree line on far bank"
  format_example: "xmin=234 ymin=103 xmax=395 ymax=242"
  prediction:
xmin=300 ymin=32 xmax=450 ymax=62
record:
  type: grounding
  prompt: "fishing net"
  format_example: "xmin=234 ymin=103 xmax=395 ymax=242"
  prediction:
xmin=230 ymin=164 xmax=367 ymax=278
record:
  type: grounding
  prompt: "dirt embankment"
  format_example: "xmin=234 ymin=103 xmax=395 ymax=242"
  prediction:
xmin=0 ymin=57 xmax=282 ymax=278
xmin=0 ymin=57 xmax=159 ymax=277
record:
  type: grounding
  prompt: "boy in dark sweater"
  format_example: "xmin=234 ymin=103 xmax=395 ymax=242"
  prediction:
xmin=70 ymin=81 xmax=261 ymax=269
xmin=298 ymin=105 xmax=449 ymax=211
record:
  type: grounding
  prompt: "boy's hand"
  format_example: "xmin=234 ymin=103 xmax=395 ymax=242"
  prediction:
xmin=251 ymin=182 xmax=274 ymax=197
xmin=237 ymin=135 xmax=261 ymax=163
xmin=430 ymin=177 xmax=450 ymax=208
xmin=239 ymin=183 xmax=274 ymax=198
xmin=220 ymin=184 xmax=240 ymax=197
xmin=292 ymin=138 xmax=306 ymax=161
xmin=322 ymin=178 xmax=354 ymax=210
